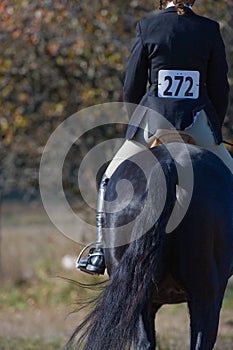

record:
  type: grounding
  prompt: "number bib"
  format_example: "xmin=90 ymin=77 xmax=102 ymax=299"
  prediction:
xmin=158 ymin=70 xmax=200 ymax=99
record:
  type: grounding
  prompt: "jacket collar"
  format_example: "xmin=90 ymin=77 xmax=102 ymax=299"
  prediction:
xmin=162 ymin=6 xmax=193 ymax=14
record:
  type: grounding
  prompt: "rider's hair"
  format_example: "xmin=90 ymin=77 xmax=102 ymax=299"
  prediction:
xmin=159 ymin=1 xmax=195 ymax=15
xmin=174 ymin=0 xmax=192 ymax=15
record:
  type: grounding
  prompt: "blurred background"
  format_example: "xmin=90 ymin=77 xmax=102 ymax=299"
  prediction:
xmin=0 ymin=0 xmax=232 ymax=349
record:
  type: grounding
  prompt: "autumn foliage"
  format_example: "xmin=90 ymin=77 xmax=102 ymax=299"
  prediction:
xmin=0 ymin=0 xmax=232 ymax=197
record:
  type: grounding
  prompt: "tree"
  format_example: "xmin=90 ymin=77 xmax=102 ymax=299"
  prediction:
xmin=0 ymin=0 xmax=232 ymax=199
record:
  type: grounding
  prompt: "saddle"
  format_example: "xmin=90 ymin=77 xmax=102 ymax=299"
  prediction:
xmin=150 ymin=129 xmax=196 ymax=148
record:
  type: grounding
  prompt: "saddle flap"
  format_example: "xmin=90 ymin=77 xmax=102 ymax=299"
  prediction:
xmin=150 ymin=129 xmax=196 ymax=148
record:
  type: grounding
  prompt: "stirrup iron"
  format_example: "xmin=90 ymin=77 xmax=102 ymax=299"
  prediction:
xmin=75 ymin=241 xmax=102 ymax=269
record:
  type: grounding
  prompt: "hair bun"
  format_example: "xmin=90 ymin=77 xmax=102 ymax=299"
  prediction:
xmin=174 ymin=1 xmax=189 ymax=15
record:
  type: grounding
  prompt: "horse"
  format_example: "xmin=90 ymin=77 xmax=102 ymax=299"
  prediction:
xmin=67 ymin=142 xmax=233 ymax=350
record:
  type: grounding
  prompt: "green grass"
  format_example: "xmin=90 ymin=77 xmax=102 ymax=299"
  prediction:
xmin=0 ymin=279 xmax=232 ymax=350
xmin=223 ymin=281 xmax=233 ymax=309
xmin=0 ymin=246 xmax=106 ymax=312
xmin=1 ymin=201 xmax=232 ymax=349
xmin=0 ymin=337 xmax=64 ymax=350
xmin=0 ymin=275 xmax=104 ymax=311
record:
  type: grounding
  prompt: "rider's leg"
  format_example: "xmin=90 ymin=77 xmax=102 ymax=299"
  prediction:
xmin=105 ymin=140 xmax=147 ymax=177
xmin=185 ymin=110 xmax=233 ymax=174
xmin=77 ymin=140 xmax=147 ymax=274
xmin=77 ymin=173 xmax=109 ymax=275
xmin=77 ymin=116 xmax=164 ymax=274
xmin=104 ymin=108 xmax=172 ymax=178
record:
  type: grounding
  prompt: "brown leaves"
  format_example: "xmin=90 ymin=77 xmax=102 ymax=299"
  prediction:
xmin=0 ymin=0 xmax=232 ymax=196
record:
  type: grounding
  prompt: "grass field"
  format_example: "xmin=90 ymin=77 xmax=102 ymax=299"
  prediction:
xmin=0 ymin=200 xmax=233 ymax=349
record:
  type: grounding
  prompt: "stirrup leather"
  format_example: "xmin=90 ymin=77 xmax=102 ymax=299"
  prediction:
xmin=76 ymin=174 xmax=109 ymax=275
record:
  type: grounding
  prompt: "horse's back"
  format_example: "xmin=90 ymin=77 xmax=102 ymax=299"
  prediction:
xmin=105 ymin=143 xmax=233 ymax=301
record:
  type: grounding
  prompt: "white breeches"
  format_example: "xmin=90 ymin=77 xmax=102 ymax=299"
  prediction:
xmin=105 ymin=109 xmax=233 ymax=178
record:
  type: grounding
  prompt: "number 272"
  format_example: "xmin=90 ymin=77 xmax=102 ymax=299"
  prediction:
xmin=163 ymin=76 xmax=194 ymax=97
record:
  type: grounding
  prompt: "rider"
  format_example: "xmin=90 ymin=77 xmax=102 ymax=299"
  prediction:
xmin=77 ymin=0 xmax=233 ymax=275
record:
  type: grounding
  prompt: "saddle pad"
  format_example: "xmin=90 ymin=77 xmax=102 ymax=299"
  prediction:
xmin=150 ymin=129 xmax=196 ymax=148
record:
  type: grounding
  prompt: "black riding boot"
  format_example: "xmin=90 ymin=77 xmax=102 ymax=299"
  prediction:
xmin=76 ymin=174 xmax=109 ymax=275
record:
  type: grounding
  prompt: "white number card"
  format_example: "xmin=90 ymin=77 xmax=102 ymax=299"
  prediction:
xmin=158 ymin=70 xmax=200 ymax=99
